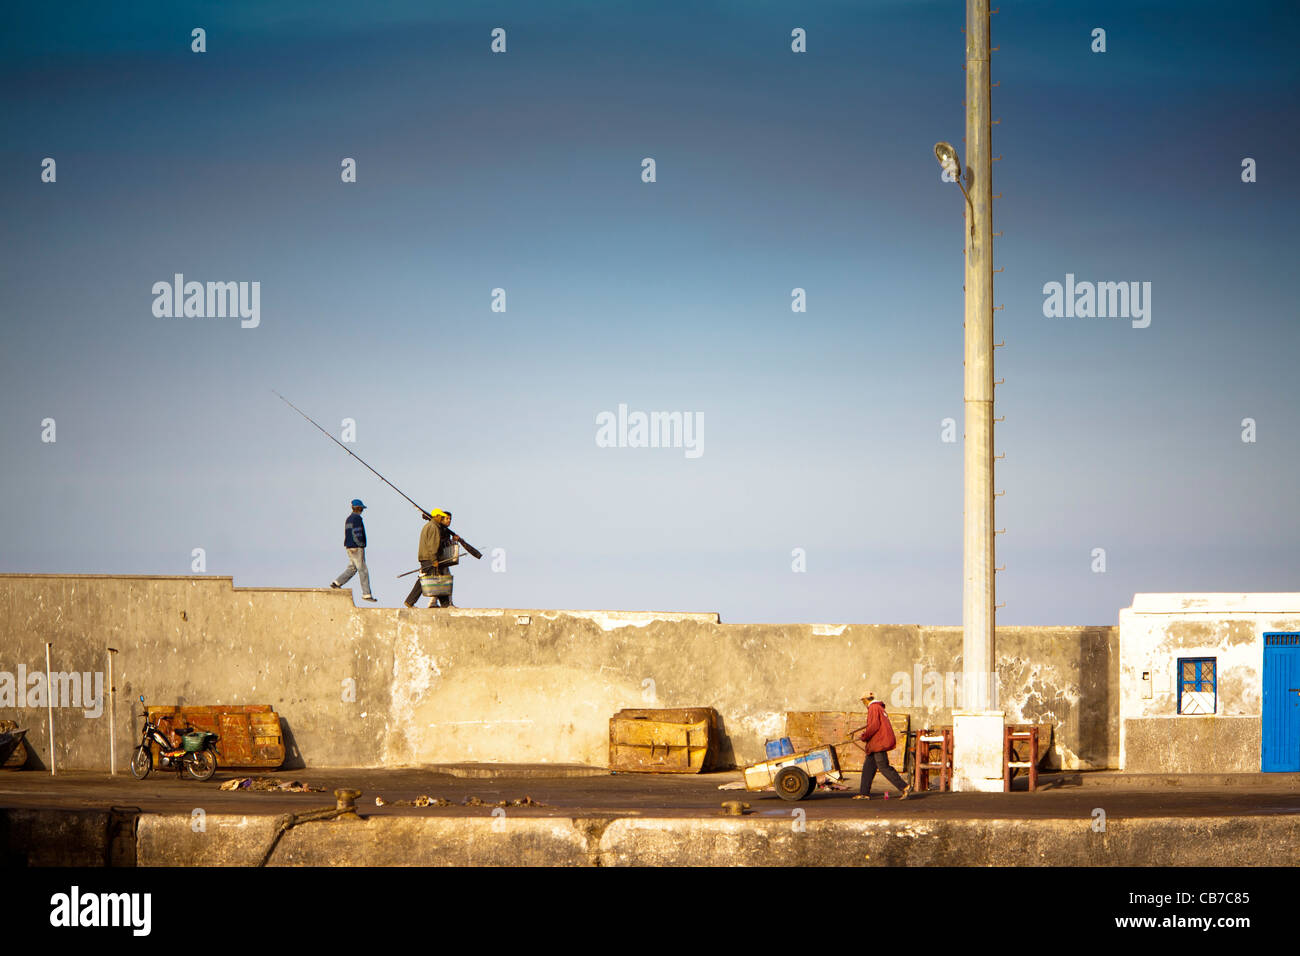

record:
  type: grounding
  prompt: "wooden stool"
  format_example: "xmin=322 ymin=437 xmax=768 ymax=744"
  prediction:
xmin=1003 ymin=725 xmax=1040 ymax=792
xmin=912 ymin=728 xmax=953 ymax=792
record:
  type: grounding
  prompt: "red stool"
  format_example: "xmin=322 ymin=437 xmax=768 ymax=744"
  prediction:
xmin=1003 ymin=726 xmax=1040 ymax=792
xmin=913 ymin=727 xmax=953 ymax=792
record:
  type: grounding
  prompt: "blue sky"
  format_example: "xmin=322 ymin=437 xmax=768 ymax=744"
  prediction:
xmin=2 ymin=0 xmax=1298 ymax=624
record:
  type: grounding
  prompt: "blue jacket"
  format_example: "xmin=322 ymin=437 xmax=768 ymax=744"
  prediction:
xmin=344 ymin=513 xmax=367 ymax=549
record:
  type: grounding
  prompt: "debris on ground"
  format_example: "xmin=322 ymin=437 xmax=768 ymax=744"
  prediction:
xmin=370 ymin=793 xmax=547 ymax=809
xmin=218 ymin=777 xmax=323 ymax=793
xmin=462 ymin=795 xmax=545 ymax=807
xmin=373 ymin=794 xmax=451 ymax=808
xmin=717 ymin=781 xmax=746 ymax=790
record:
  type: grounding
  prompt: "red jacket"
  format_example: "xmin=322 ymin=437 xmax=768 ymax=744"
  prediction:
xmin=859 ymin=701 xmax=896 ymax=753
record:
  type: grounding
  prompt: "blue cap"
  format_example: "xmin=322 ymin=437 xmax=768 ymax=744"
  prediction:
xmin=351 ymin=499 xmax=365 ymax=509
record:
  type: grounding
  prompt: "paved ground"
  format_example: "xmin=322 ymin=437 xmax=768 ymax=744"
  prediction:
xmin=4 ymin=766 xmax=1298 ymax=820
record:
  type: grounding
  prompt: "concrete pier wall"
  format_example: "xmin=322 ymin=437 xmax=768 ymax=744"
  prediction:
xmin=0 ymin=575 xmax=1118 ymax=771
xmin=9 ymin=806 xmax=1295 ymax=867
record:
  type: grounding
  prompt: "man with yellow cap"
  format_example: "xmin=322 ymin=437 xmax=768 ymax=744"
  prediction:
xmin=404 ymin=509 xmax=457 ymax=608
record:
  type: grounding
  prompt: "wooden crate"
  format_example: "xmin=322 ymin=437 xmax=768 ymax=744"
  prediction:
xmin=147 ymin=704 xmax=284 ymax=769
xmin=608 ymin=707 xmax=720 ymax=773
xmin=785 ymin=711 xmax=911 ymax=773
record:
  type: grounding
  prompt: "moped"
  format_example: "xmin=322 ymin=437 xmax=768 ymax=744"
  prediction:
xmin=129 ymin=695 xmax=220 ymax=781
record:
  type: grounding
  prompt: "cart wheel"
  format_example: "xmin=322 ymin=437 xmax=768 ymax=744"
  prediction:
xmin=775 ymin=766 xmax=810 ymax=802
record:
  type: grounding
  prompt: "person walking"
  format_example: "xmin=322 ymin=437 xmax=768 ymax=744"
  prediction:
xmin=331 ymin=499 xmax=377 ymax=602
xmin=853 ymin=692 xmax=911 ymax=800
xmin=404 ymin=509 xmax=457 ymax=608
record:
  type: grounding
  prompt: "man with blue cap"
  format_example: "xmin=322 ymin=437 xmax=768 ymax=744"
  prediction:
xmin=330 ymin=499 xmax=377 ymax=602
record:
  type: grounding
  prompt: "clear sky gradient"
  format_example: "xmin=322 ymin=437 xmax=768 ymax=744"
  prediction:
xmin=3 ymin=0 xmax=1298 ymax=624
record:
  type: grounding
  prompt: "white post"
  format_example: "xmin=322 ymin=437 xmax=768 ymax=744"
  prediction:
xmin=107 ymin=647 xmax=118 ymax=775
xmin=963 ymin=0 xmax=996 ymax=716
xmin=45 ymin=642 xmax=55 ymax=777
xmin=955 ymin=0 xmax=1005 ymax=791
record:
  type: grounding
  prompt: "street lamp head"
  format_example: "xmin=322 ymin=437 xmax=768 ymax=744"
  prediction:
xmin=934 ymin=142 xmax=961 ymax=179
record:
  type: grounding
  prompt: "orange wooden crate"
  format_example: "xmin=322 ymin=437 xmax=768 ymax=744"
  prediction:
xmin=147 ymin=704 xmax=284 ymax=769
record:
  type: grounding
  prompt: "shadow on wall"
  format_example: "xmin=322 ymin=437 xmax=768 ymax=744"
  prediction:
xmin=1076 ymin=628 xmax=1115 ymax=769
xmin=278 ymin=719 xmax=306 ymax=771
xmin=712 ymin=714 xmax=737 ymax=771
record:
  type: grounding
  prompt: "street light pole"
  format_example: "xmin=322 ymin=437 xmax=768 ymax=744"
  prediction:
xmin=936 ymin=0 xmax=1003 ymax=790
xmin=962 ymin=0 xmax=996 ymax=714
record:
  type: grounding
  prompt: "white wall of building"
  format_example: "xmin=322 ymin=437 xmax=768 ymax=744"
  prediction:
xmin=1119 ymin=593 xmax=1300 ymax=772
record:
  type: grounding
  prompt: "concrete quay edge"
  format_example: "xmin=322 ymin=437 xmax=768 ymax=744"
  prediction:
xmin=7 ymin=807 xmax=1298 ymax=867
xmin=134 ymin=812 xmax=1300 ymax=866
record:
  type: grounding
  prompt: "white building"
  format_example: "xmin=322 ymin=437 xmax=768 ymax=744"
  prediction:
xmin=1119 ymin=594 xmax=1300 ymax=773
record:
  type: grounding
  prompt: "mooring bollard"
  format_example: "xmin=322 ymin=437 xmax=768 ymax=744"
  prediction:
xmin=335 ymin=789 xmax=362 ymax=820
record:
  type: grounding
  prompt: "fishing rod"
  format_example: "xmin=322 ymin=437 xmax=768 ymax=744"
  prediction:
xmin=273 ymin=390 xmax=483 ymax=559
xmin=397 ymin=565 xmax=451 ymax=579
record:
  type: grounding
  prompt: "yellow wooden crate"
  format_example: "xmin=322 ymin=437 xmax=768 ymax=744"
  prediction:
xmin=608 ymin=707 xmax=720 ymax=773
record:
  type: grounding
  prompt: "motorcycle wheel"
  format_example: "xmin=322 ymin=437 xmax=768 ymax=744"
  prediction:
xmin=184 ymin=749 xmax=217 ymax=782
xmin=129 ymin=746 xmax=152 ymax=780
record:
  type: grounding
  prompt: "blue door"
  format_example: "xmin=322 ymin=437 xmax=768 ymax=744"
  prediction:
xmin=1263 ymin=633 xmax=1300 ymax=772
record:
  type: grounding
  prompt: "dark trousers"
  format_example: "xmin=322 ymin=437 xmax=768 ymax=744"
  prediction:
xmin=860 ymin=751 xmax=907 ymax=795
xmin=405 ymin=565 xmax=452 ymax=607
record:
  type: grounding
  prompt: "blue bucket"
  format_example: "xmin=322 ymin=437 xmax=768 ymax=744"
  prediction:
xmin=765 ymin=737 xmax=795 ymax=759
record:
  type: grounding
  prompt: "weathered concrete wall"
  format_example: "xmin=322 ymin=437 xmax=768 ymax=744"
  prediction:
xmin=0 ymin=575 xmax=1117 ymax=771
xmin=0 ymin=807 xmax=137 ymax=867
xmin=0 ymin=576 xmax=393 ymax=774
xmin=9 ymin=803 xmax=1294 ymax=867
xmin=1119 ymin=593 xmax=1300 ymax=773
xmin=130 ymin=812 xmax=1300 ymax=867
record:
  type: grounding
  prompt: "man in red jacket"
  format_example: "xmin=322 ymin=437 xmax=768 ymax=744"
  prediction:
xmin=854 ymin=692 xmax=911 ymax=800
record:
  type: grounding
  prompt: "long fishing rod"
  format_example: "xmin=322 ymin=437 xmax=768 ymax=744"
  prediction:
xmin=273 ymin=390 xmax=482 ymax=559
